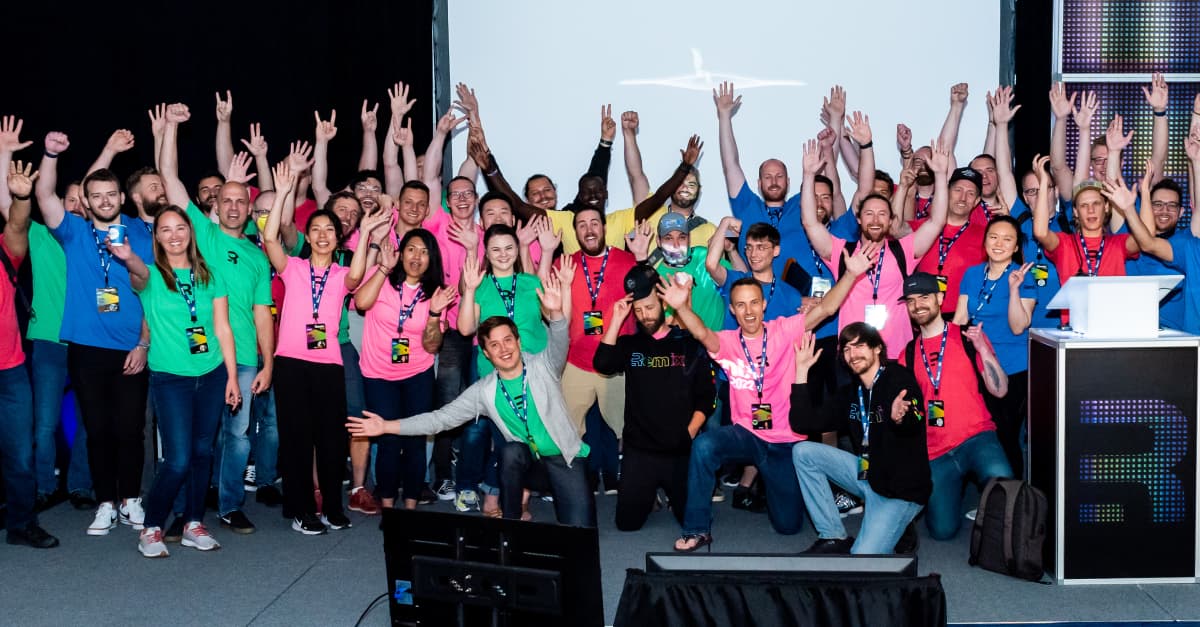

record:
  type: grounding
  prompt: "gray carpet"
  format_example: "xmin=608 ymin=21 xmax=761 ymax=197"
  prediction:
xmin=3 ymin=491 xmax=1199 ymax=626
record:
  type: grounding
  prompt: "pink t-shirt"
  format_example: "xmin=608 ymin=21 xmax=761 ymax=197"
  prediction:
xmin=275 ymin=256 xmax=351 ymax=365
xmin=0 ymin=239 xmax=24 ymax=370
xmin=565 ymin=247 xmax=638 ymax=371
xmin=710 ymin=314 xmax=808 ymax=444
xmin=829 ymin=234 xmax=916 ymax=360
xmin=360 ymin=275 xmax=436 ymax=381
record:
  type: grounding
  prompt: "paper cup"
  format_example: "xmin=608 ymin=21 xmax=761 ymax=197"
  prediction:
xmin=107 ymin=224 xmax=128 ymax=246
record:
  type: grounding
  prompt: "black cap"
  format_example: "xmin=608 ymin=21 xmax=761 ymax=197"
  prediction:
xmin=900 ymin=272 xmax=941 ymax=300
xmin=623 ymin=263 xmax=659 ymax=300
xmin=949 ymin=167 xmax=983 ymax=196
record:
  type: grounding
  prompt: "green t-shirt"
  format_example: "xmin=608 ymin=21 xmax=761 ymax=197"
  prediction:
xmin=656 ymin=246 xmax=727 ymax=331
xmin=293 ymin=231 xmax=351 ymax=345
xmin=26 ymin=223 xmax=67 ymax=344
xmin=187 ymin=202 xmax=273 ymax=367
xmin=494 ymin=374 xmax=588 ymax=459
xmin=138 ymin=266 xmax=227 ymax=376
xmin=474 ymin=273 xmax=545 ymax=376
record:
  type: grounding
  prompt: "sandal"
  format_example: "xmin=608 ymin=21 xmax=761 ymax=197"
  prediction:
xmin=483 ymin=506 xmax=503 ymax=519
xmin=673 ymin=533 xmax=713 ymax=553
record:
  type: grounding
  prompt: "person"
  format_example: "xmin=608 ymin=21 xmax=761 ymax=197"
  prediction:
xmin=594 ymin=265 xmax=716 ymax=530
xmin=1123 ymin=173 xmax=1190 ymax=331
xmin=262 ymin=161 xmax=380 ymax=535
xmin=113 ymin=206 xmax=240 ymax=557
xmin=912 ymin=166 xmax=988 ymax=316
xmin=802 ymin=136 xmax=952 ymax=359
xmin=789 ymin=324 xmax=929 ymax=554
xmin=953 ymin=216 xmax=1037 ymax=478
xmin=347 ymin=267 xmax=599 ymax=526
xmin=354 ymin=228 xmax=457 ymax=510
xmin=707 ymin=220 xmax=804 ymax=330
xmin=898 ymin=272 xmax=1013 ymax=541
xmin=0 ymin=157 xmax=59 ymax=549
xmin=661 ymin=243 xmax=881 ymax=551
xmin=159 ymin=105 xmax=275 ymax=535
xmin=629 ymin=211 xmax=726 ymax=332
xmin=36 ymin=132 xmax=153 ymax=537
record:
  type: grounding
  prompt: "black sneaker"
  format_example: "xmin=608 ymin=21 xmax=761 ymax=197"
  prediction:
xmin=802 ymin=537 xmax=854 ymax=554
xmin=720 ymin=472 xmax=742 ymax=489
xmin=417 ymin=486 xmax=437 ymax=505
xmin=321 ymin=512 xmax=352 ymax=530
xmin=893 ymin=521 xmax=920 ymax=554
xmin=292 ymin=514 xmax=327 ymax=535
xmin=163 ymin=516 xmax=186 ymax=543
xmin=601 ymin=475 xmax=620 ymax=496
xmin=6 ymin=524 xmax=59 ymax=549
xmin=731 ymin=487 xmax=767 ymax=513
xmin=219 ymin=510 xmax=257 ymax=535
xmin=256 ymin=484 xmax=283 ymax=507
xmin=69 ymin=491 xmax=97 ymax=511
xmin=34 ymin=493 xmax=51 ymax=512
xmin=835 ymin=490 xmax=864 ymax=518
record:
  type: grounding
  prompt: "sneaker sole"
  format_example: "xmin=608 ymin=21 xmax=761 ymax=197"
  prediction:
xmin=320 ymin=516 xmax=352 ymax=530
xmin=181 ymin=538 xmax=221 ymax=551
xmin=347 ymin=504 xmax=379 ymax=515
xmin=87 ymin=524 xmax=116 ymax=536
xmin=139 ymin=546 xmax=169 ymax=558
xmin=291 ymin=520 xmax=327 ymax=535
xmin=244 ymin=484 xmax=259 ymax=493
xmin=711 ymin=495 xmax=726 ymax=503
xmin=838 ymin=506 xmax=865 ymax=519
xmin=119 ymin=516 xmax=145 ymax=531
xmin=437 ymin=492 xmax=457 ymax=501
xmin=219 ymin=522 xmax=257 ymax=535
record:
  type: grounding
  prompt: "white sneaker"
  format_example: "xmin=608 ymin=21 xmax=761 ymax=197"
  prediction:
xmin=87 ymin=502 xmax=117 ymax=536
xmin=965 ymin=508 xmax=978 ymax=521
xmin=138 ymin=527 xmax=169 ymax=558
xmin=119 ymin=497 xmax=145 ymax=530
xmin=455 ymin=489 xmax=479 ymax=512
xmin=181 ymin=522 xmax=221 ymax=551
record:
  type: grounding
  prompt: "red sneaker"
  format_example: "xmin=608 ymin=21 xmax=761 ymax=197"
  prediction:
xmin=348 ymin=487 xmax=380 ymax=515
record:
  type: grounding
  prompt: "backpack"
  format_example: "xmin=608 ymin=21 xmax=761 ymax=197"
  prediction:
xmin=837 ymin=238 xmax=909 ymax=280
xmin=968 ymin=478 xmax=1049 ymax=582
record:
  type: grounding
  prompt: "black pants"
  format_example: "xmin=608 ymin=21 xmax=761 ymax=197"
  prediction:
xmin=433 ymin=330 xmax=472 ymax=484
xmin=498 ymin=442 xmax=596 ymax=527
xmin=984 ymin=370 xmax=1028 ymax=480
xmin=67 ymin=343 xmax=148 ymax=504
xmin=806 ymin=335 xmax=842 ymax=408
xmin=274 ymin=356 xmax=348 ymax=518
xmin=615 ymin=446 xmax=689 ymax=531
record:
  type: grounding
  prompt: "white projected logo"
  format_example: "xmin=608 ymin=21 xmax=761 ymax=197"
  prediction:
xmin=620 ymin=49 xmax=805 ymax=91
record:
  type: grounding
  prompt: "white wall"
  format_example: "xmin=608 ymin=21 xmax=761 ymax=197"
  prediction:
xmin=448 ymin=0 xmax=1000 ymax=220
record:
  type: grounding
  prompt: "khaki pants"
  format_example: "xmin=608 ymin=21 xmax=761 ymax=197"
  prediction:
xmin=561 ymin=363 xmax=625 ymax=438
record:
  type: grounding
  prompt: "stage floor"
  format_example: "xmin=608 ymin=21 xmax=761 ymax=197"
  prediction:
xmin=3 ymin=490 xmax=1200 ymax=626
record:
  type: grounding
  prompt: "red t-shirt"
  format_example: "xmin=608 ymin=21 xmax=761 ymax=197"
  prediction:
xmin=912 ymin=219 xmax=986 ymax=314
xmin=1046 ymin=232 xmax=1137 ymax=326
xmin=0 ymin=238 xmax=25 ymax=370
xmin=899 ymin=323 xmax=994 ymax=460
xmin=565 ymin=247 xmax=637 ymax=371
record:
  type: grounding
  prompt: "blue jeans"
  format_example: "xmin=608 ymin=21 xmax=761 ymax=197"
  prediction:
xmin=216 ymin=364 xmax=257 ymax=515
xmin=926 ymin=430 xmax=1013 ymax=540
xmin=0 ymin=363 xmax=36 ymax=531
xmin=456 ymin=418 xmax=491 ymax=493
xmin=682 ymin=425 xmax=804 ymax=536
xmin=365 ymin=369 xmax=434 ymax=501
xmin=248 ymin=381 xmax=279 ymax=486
xmin=498 ymin=442 xmax=596 ymax=527
xmin=583 ymin=402 xmax=620 ymax=478
xmin=433 ymin=330 xmax=472 ymax=484
xmin=792 ymin=441 xmax=924 ymax=554
xmin=144 ymin=367 xmax=227 ymax=529
xmin=30 ymin=340 xmax=91 ymax=496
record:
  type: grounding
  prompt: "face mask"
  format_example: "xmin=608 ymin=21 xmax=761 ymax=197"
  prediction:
xmin=255 ymin=214 xmax=269 ymax=231
xmin=661 ymin=243 xmax=689 ymax=267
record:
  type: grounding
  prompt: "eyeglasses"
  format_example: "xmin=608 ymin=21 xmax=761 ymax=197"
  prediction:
xmin=1152 ymin=201 xmax=1182 ymax=211
xmin=354 ymin=184 xmax=381 ymax=193
xmin=1022 ymin=188 xmax=1039 ymax=196
xmin=448 ymin=191 xmax=477 ymax=200
xmin=1090 ymin=157 xmax=1107 ymax=164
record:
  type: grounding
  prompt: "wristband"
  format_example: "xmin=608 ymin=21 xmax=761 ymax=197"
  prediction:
xmin=368 ymin=242 xmax=381 ymax=251
xmin=11 ymin=192 xmax=30 ymax=201
xmin=859 ymin=141 xmax=874 ymax=150
xmin=484 ymin=167 xmax=498 ymax=177
xmin=1153 ymin=109 xmax=1167 ymax=117
xmin=429 ymin=310 xmax=442 ymax=318
xmin=45 ymin=151 xmax=58 ymax=159
xmin=136 ymin=342 xmax=150 ymax=351
xmin=599 ymin=139 xmax=613 ymax=148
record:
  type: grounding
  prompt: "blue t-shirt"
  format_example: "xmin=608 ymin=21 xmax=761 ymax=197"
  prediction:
xmin=719 ymin=268 xmax=804 ymax=330
xmin=959 ymin=263 xmax=1037 ymax=375
xmin=52 ymin=213 xmax=155 ymax=350
xmin=1011 ymin=197 xmax=1064 ymax=328
xmin=1125 ymin=229 xmax=1190 ymax=331
xmin=1170 ymin=235 xmax=1200 ymax=334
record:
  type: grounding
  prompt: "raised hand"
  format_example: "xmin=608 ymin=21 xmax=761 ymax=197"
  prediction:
xmin=927 ymin=139 xmax=951 ymax=176
xmin=792 ymin=331 xmax=823 ymax=375
xmin=843 ymin=240 xmax=881 ymax=276
xmin=655 ymin=274 xmax=692 ymax=311
xmin=516 ymin=217 xmax=539 ymax=247
xmin=165 ymin=103 xmax=190 ymax=124
xmin=392 ymin=117 xmax=414 ymax=148
xmin=1140 ymin=158 xmax=1156 ymax=197
xmin=621 ymin=110 xmax=639 ymax=133
xmin=314 ymin=110 xmax=338 ymax=142
xmin=429 ymin=285 xmax=459 ymax=315
xmin=627 ymin=219 xmax=652 ymax=259
xmin=0 ymin=116 xmax=33 ymax=153
xmin=848 ymin=111 xmax=872 ymax=146
xmin=467 ymin=134 xmax=490 ymax=168
xmin=1073 ymin=91 xmax=1098 ymax=128
xmin=824 ymin=85 xmax=847 ymax=121
xmin=435 ymin=109 xmax=467 ymax=135
xmin=950 ymin=82 xmax=969 ymax=106
xmin=1186 ymin=126 xmax=1200 ymax=163
xmin=801 ymin=138 xmax=824 ymax=175
xmin=361 ymin=100 xmax=379 ymax=133
xmin=896 ymin=123 xmax=913 ymax=155
xmin=962 ymin=321 xmax=987 ymax=345
xmin=600 ymin=104 xmax=616 ymax=142
xmin=610 ymin=295 xmax=633 ymax=325
xmin=361 ymin=207 xmax=393 ymax=240
xmin=1009 ymin=262 xmax=1034 ymax=290
xmin=215 ymin=90 xmax=233 ymax=122
xmin=990 ymin=86 xmax=1021 ymax=124
xmin=1032 ymin=154 xmax=1051 ymax=187
xmin=44 ymin=132 xmax=70 ymax=155
xmin=898 ymin=163 xmax=918 ymax=189
xmin=226 ymin=152 xmax=257 ymax=184
xmin=377 ymin=236 xmax=400 ymax=274
xmin=680 ymin=134 xmax=703 ymax=165
xmin=555 ymin=252 xmax=576 ymax=286
xmin=538 ymin=222 xmax=562 ymax=252
xmin=272 ymin=161 xmax=295 ymax=192
xmin=461 ymin=254 xmax=485 ymax=291
xmin=287 ymin=140 xmax=314 ymax=173
xmin=1048 ymin=82 xmax=1076 ymax=119
xmin=890 ymin=389 xmax=910 ymax=423
xmin=447 ymin=219 xmax=479 ymax=251
xmin=712 ymin=81 xmax=741 ymax=117
xmin=536 ymin=273 xmax=565 ymax=314
xmin=147 ymin=103 xmax=167 ymax=137
xmin=1105 ymin=114 xmax=1134 ymax=151
xmin=105 ymin=129 xmax=136 ymax=154
xmin=7 ymin=160 xmax=39 ymax=197
xmin=241 ymin=123 xmax=268 ymax=157
xmin=453 ymin=82 xmax=477 ymax=122
xmin=389 ymin=81 xmax=417 ymax=119
xmin=1100 ymin=176 xmax=1137 ymax=213
xmin=1142 ymin=72 xmax=1168 ymax=112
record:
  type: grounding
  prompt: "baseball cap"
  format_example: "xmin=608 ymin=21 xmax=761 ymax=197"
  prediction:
xmin=623 ymin=263 xmax=660 ymax=300
xmin=657 ymin=212 xmax=689 ymax=238
xmin=899 ymin=272 xmax=941 ymax=300
xmin=1072 ymin=179 xmax=1104 ymax=203
xmin=949 ymin=167 xmax=983 ymax=195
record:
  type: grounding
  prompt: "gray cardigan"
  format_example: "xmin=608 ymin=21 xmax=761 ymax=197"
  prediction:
xmin=399 ymin=317 xmax=583 ymax=465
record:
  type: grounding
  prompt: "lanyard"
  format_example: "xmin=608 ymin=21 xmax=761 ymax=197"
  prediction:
xmin=765 ymin=277 xmax=777 ymax=307
xmin=919 ymin=324 xmax=950 ymax=397
xmin=491 ymin=274 xmax=517 ymax=319
xmin=970 ymin=264 xmax=1009 ymax=324
xmin=1078 ymin=234 xmax=1105 ymax=276
xmin=498 ymin=367 xmax=539 ymax=454
xmin=309 ymin=262 xmax=331 ymax=321
xmin=397 ymin=284 xmax=424 ymax=334
xmin=857 ymin=365 xmax=885 ymax=445
xmin=738 ymin=325 xmax=768 ymax=403
xmin=580 ymin=248 xmax=610 ymax=309
xmin=936 ymin=222 xmax=971 ymax=273
xmin=980 ymin=200 xmax=992 ymax=221
xmin=177 ymin=268 xmax=198 ymax=323
xmin=869 ymin=244 xmax=887 ymax=302
xmin=92 ymin=228 xmax=112 ymax=287
xmin=811 ymin=248 xmax=830 ymax=277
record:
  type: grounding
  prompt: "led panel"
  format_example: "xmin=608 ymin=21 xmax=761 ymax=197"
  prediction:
xmin=1062 ymin=0 xmax=1200 ymax=74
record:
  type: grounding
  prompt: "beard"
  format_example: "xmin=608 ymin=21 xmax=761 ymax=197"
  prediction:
xmin=637 ymin=311 xmax=666 ymax=335
xmin=142 ymin=195 xmax=168 ymax=218
xmin=672 ymin=193 xmax=697 ymax=210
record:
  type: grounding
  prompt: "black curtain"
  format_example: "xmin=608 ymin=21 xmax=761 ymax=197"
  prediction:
xmin=1013 ymin=0 xmax=1054 ymax=172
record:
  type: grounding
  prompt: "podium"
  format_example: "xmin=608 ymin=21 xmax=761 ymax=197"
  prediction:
xmin=1046 ymin=275 xmax=1183 ymax=338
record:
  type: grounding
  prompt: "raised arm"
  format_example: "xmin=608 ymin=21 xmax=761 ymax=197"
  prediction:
xmin=1 ymin=161 xmax=35 ymax=259
xmin=705 ymin=217 xmax=736 ymax=286
xmin=148 ymin=103 xmax=166 ymax=169
xmin=1100 ymin=172 xmax=1149 ymax=258
xmin=358 ymin=100 xmax=379 ymax=171
xmin=241 ymin=123 xmax=272 ymax=192
xmin=819 ymin=127 xmax=848 ymax=219
xmin=88 ymin=129 xmax=135 ymax=177
xmin=847 ymin=111 xmax=875 ymax=209
xmin=587 ymin=104 xmax=616 ymax=183
xmin=1048 ymin=83 xmax=1077 ymax=199
xmin=1104 ymin=114 xmax=1135 ymax=232
xmin=0 ymin=116 xmax=33 ymax=210
xmin=455 ymin=254 xmax=485 ymax=335
xmin=912 ymin=141 xmax=951 ymax=258
xmin=159 ymin=103 xmax=193 ymax=209
xmin=990 ymin=86 xmax=1021 ymax=208
xmin=633 ymin=136 xmax=702 ymax=222
xmin=453 ymin=83 xmax=480 ymax=183
xmin=800 ymin=139 xmax=835 ymax=260
xmin=1030 ymin=154 xmax=1060 ymax=252
xmin=215 ymin=91 xmax=235 ymax=174
xmin=1188 ymin=127 xmax=1200 ymax=239
xmin=346 ymin=210 xmax=392 ymax=291
xmin=939 ymin=83 xmax=969 ymax=167
xmin=806 ymin=241 xmax=880 ymax=328
xmin=713 ymin=81 xmax=746 ymax=197
xmin=1006 ymin=262 xmax=1037 ymax=335
xmin=1140 ymin=73 xmax=1170 ymax=187
xmin=1072 ymin=91 xmax=1098 ymax=187
xmin=658 ymin=275 xmax=719 ymax=353
xmin=35 ymin=133 xmax=69 ymax=229
xmin=422 ymin=108 xmax=468 ymax=204
xmin=621 ymin=111 xmax=650 ymax=201
xmin=312 ymin=110 xmax=337 ymax=207
xmin=264 ymin=162 xmax=296 ymax=274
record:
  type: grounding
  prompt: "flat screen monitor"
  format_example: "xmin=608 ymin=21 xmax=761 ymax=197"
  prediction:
xmin=645 ymin=552 xmax=918 ymax=577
